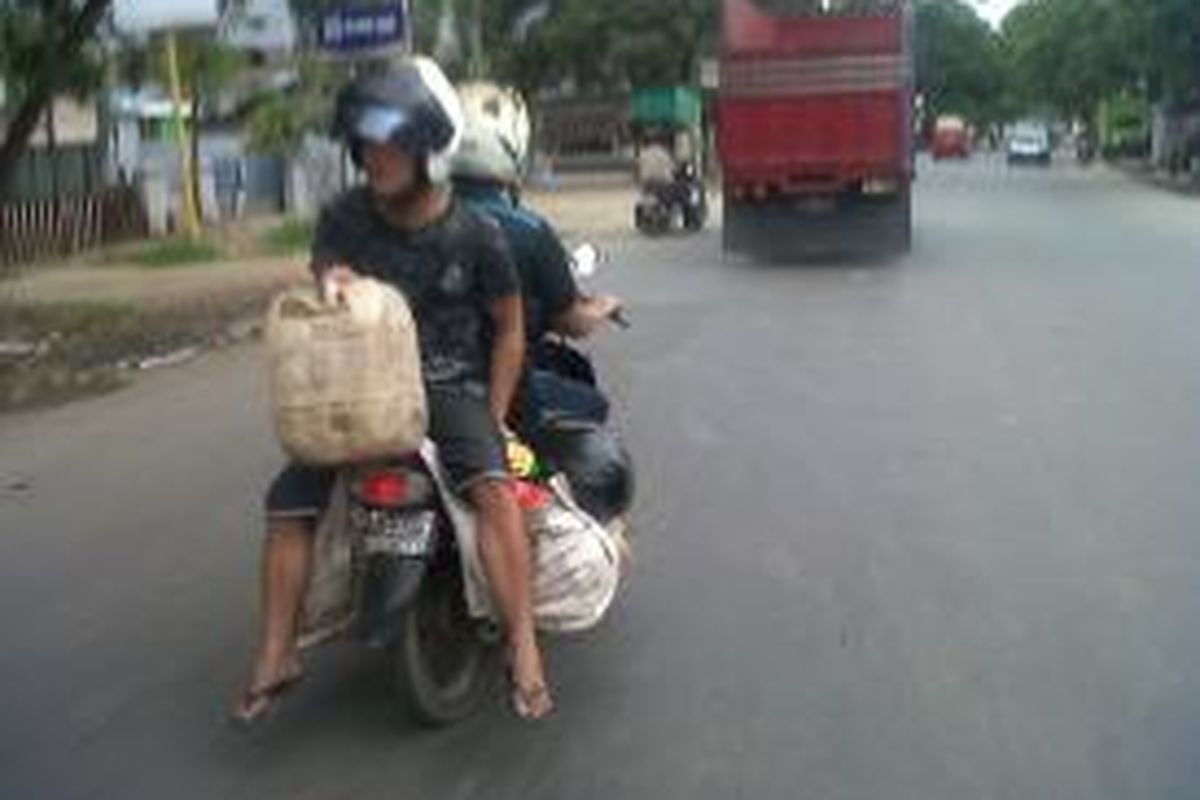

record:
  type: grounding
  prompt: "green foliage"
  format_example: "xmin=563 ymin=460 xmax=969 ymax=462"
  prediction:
xmin=1000 ymin=0 xmax=1200 ymax=119
xmin=111 ymin=31 xmax=248 ymax=112
xmin=244 ymin=90 xmax=309 ymax=155
xmin=244 ymin=57 xmax=348 ymax=155
xmin=1136 ymin=0 xmax=1200 ymax=104
xmin=0 ymin=1 xmax=106 ymax=106
xmin=182 ymin=35 xmax=249 ymax=103
xmin=915 ymin=0 xmax=1005 ymax=126
xmin=1097 ymin=91 xmax=1151 ymax=157
xmin=260 ymin=217 xmax=315 ymax=254
xmin=1000 ymin=0 xmax=1131 ymax=119
xmin=131 ymin=237 xmax=222 ymax=268
xmin=404 ymin=0 xmax=716 ymax=95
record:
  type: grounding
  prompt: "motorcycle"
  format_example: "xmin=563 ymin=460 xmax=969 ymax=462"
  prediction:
xmin=635 ymin=166 xmax=708 ymax=236
xmin=295 ymin=244 xmax=633 ymax=727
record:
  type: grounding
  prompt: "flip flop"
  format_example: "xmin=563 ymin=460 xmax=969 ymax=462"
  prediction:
xmin=509 ymin=674 xmax=554 ymax=720
xmin=231 ymin=671 xmax=304 ymax=728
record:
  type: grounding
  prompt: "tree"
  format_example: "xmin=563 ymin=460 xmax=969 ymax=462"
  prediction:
xmin=915 ymin=0 xmax=1005 ymax=127
xmin=999 ymin=0 xmax=1199 ymax=119
xmin=1135 ymin=0 xmax=1200 ymax=105
xmin=999 ymin=0 xmax=1133 ymax=121
xmin=244 ymin=56 xmax=347 ymax=156
xmin=0 ymin=0 xmax=113 ymax=195
xmin=435 ymin=0 xmax=716 ymax=95
xmin=276 ymin=1 xmax=717 ymax=95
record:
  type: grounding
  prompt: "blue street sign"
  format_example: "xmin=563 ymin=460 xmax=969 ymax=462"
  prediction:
xmin=318 ymin=4 xmax=408 ymax=52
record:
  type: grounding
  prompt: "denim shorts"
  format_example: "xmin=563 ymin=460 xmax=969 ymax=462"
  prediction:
xmin=265 ymin=385 xmax=508 ymax=519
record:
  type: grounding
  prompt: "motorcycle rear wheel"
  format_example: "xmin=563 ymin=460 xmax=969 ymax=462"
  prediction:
xmin=391 ymin=560 xmax=500 ymax=725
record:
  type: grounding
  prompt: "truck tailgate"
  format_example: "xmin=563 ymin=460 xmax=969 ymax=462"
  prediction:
xmin=718 ymin=91 xmax=906 ymax=184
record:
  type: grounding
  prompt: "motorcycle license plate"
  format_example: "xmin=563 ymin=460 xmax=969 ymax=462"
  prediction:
xmin=362 ymin=511 xmax=436 ymax=557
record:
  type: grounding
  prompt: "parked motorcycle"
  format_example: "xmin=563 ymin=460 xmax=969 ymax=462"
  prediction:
xmin=296 ymin=244 xmax=633 ymax=727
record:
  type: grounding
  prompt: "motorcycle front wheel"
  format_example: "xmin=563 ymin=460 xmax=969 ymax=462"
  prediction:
xmin=391 ymin=557 xmax=500 ymax=725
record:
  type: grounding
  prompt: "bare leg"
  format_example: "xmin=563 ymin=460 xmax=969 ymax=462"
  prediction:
xmin=234 ymin=517 xmax=314 ymax=721
xmin=470 ymin=479 xmax=553 ymax=719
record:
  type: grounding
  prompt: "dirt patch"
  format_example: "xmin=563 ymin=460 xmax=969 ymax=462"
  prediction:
xmin=525 ymin=185 xmax=636 ymax=239
xmin=0 ymin=291 xmax=276 ymax=414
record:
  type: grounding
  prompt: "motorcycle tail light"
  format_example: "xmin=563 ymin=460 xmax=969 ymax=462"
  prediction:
xmin=355 ymin=471 xmax=407 ymax=507
xmin=352 ymin=468 xmax=434 ymax=509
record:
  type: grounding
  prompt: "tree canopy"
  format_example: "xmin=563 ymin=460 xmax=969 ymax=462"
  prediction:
xmin=407 ymin=0 xmax=717 ymax=95
xmin=0 ymin=0 xmax=113 ymax=194
xmin=915 ymin=0 xmax=1006 ymax=125
xmin=1001 ymin=0 xmax=1200 ymax=118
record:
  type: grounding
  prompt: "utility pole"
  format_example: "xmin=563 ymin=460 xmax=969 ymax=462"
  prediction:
xmin=164 ymin=30 xmax=202 ymax=240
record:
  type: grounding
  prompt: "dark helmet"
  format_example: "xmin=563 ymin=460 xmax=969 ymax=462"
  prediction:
xmin=332 ymin=56 xmax=463 ymax=183
xmin=535 ymin=425 xmax=635 ymax=525
xmin=676 ymin=160 xmax=698 ymax=182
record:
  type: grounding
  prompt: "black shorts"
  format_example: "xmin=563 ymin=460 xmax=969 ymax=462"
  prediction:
xmin=264 ymin=385 xmax=508 ymax=519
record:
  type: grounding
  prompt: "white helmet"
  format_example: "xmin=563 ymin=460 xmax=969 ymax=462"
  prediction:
xmin=452 ymin=82 xmax=532 ymax=186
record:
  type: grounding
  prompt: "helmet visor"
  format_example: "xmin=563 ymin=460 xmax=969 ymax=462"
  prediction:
xmin=350 ymin=105 xmax=411 ymax=146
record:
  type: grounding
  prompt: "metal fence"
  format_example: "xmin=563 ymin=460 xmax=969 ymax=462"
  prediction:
xmin=0 ymin=187 xmax=148 ymax=269
xmin=4 ymin=143 xmax=107 ymax=203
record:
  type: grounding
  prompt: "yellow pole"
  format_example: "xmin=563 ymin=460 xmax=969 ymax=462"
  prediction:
xmin=165 ymin=30 xmax=202 ymax=240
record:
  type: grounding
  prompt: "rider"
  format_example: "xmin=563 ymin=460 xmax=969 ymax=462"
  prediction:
xmin=235 ymin=58 xmax=552 ymax=723
xmin=450 ymin=96 xmax=622 ymax=433
xmin=636 ymin=135 xmax=676 ymax=200
xmin=637 ymin=128 xmax=703 ymax=220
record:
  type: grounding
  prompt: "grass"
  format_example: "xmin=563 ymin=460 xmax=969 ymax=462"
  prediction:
xmin=130 ymin=237 xmax=223 ymax=269
xmin=260 ymin=217 xmax=315 ymax=255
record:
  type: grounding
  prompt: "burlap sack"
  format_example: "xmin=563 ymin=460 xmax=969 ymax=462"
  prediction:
xmin=266 ymin=278 xmax=426 ymax=466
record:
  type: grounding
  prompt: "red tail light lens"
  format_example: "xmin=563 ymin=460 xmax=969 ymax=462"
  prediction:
xmin=354 ymin=471 xmax=409 ymax=508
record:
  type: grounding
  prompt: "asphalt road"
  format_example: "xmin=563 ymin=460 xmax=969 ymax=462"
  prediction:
xmin=3 ymin=156 xmax=1200 ymax=800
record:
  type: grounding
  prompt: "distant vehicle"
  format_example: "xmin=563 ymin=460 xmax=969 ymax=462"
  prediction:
xmin=931 ymin=115 xmax=971 ymax=160
xmin=1007 ymin=122 xmax=1052 ymax=166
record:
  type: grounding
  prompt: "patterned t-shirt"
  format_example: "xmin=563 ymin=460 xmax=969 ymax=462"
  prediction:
xmin=310 ymin=188 xmax=520 ymax=389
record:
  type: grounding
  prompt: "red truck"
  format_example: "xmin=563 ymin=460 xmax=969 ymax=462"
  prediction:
xmin=717 ymin=0 xmax=914 ymax=258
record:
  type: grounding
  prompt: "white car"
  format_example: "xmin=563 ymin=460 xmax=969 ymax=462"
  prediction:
xmin=1007 ymin=123 xmax=1052 ymax=166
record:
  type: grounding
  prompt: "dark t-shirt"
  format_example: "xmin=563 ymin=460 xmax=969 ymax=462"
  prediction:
xmin=456 ymin=183 xmax=578 ymax=343
xmin=310 ymin=188 xmax=520 ymax=389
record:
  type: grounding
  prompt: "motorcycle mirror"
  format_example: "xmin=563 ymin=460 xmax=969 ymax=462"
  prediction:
xmin=571 ymin=243 xmax=599 ymax=278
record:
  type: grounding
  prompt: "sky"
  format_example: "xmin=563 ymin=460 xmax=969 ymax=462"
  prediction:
xmin=970 ymin=0 xmax=1021 ymax=28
